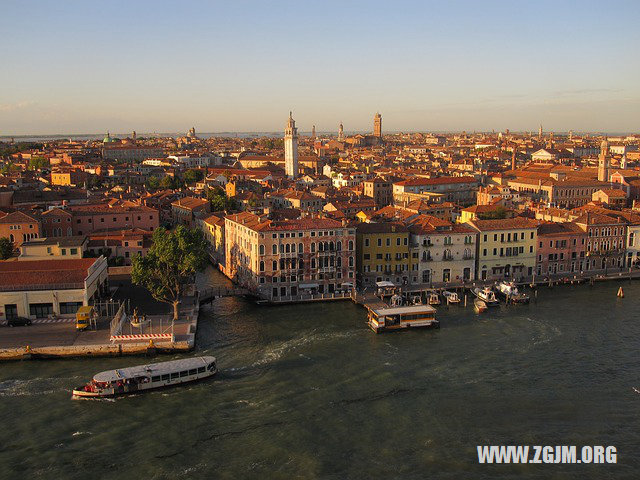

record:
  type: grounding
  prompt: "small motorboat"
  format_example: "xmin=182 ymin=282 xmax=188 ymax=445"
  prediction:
xmin=495 ymin=281 xmax=530 ymax=304
xmin=442 ymin=290 xmax=460 ymax=304
xmin=409 ymin=294 xmax=423 ymax=305
xmin=426 ymin=290 xmax=441 ymax=306
xmin=474 ymin=298 xmax=487 ymax=313
xmin=389 ymin=294 xmax=403 ymax=307
xmin=472 ymin=287 xmax=499 ymax=306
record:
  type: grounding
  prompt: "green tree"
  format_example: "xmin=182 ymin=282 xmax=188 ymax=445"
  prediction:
xmin=160 ymin=175 xmax=178 ymax=189
xmin=0 ymin=237 xmax=14 ymax=259
xmin=146 ymin=176 xmax=160 ymax=191
xmin=131 ymin=226 xmax=208 ymax=321
xmin=478 ymin=207 xmax=508 ymax=220
xmin=28 ymin=156 xmax=49 ymax=171
xmin=207 ymin=186 xmax=236 ymax=211
xmin=183 ymin=168 xmax=204 ymax=185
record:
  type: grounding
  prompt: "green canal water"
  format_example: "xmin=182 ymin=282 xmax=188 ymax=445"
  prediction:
xmin=2 ymin=269 xmax=640 ymax=479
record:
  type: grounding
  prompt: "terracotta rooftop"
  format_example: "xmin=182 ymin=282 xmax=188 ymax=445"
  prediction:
xmin=0 ymin=258 xmax=102 ymax=291
xmin=395 ymin=176 xmax=476 ymax=187
xmin=469 ymin=217 xmax=539 ymax=231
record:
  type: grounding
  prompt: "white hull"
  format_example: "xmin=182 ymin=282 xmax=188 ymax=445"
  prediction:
xmin=72 ymin=356 xmax=217 ymax=398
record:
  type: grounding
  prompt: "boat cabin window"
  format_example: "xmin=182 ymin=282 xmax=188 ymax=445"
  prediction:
xmin=188 ymin=369 xmax=197 ymax=376
xmin=161 ymin=374 xmax=170 ymax=381
xmin=170 ymin=373 xmax=179 ymax=381
xmin=152 ymin=376 xmax=161 ymax=382
xmin=207 ymin=362 xmax=216 ymax=371
xmin=197 ymin=367 xmax=205 ymax=374
xmin=179 ymin=370 xmax=188 ymax=377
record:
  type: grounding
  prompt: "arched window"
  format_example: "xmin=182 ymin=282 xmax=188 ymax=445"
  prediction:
xmin=311 ymin=242 xmax=316 ymax=253
xmin=285 ymin=244 xmax=290 ymax=253
xmin=318 ymin=242 xmax=323 ymax=252
xmin=280 ymin=259 xmax=285 ymax=269
xmin=299 ymin=259 xmax=304 ymax=269
xmin=337 ymin=257 xmax=342 ymax=267
xmin=259 ymin=261 xmax=265 ymax=272
xmin=348 ymin=240 xmax=354 ymax=251
xmin=272 ymin=260 xmax=277 ymax=271
xmin=291 ymin=243 xmax=296 ymax=253
xmin=259 ymin=245 xmax=265 ymax=255
xmin=337 ymin=241 xmax=342 ymax=251
xmin=311 ymin=258 xmax=316 ymax=269
xmin=329 ymin=241 xmax=334 ymax=251
xmin=9 ymin=234 xmax=14 ymax=242
xmin=298 ymin=242 xmax=303 ymax=253
xmin=272 ymin=244 xmax=277 ymax=255
xmin=348 ymin=256 xmax=354 ymax=267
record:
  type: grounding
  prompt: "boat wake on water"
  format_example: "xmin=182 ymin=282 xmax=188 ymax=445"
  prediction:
xmin=633 ymin=387 xmax=640 ymax=394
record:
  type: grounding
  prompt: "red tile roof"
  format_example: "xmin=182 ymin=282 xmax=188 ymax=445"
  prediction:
xmin=0 ymin=258 xmax=101 ymax=290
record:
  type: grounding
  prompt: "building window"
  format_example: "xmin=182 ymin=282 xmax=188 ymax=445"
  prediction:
xmin=59 ymin=302 xmax=82 ymax=314
xmin=29 ymin=303 xmax=53 ymax=318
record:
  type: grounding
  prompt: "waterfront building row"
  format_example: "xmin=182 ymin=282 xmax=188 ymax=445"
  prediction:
xmin=223 ymin=212 xmax=355 ymax=300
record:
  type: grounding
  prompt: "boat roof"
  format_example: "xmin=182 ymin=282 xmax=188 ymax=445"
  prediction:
xmin=371 ymin=305 xmax=436 ymax=316
xmin=93 ymin=356 xmax=215 ymax=383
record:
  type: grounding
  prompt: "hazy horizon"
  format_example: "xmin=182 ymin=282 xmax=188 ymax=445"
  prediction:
xmin=1 ymin=0 xmax=639 ymax=135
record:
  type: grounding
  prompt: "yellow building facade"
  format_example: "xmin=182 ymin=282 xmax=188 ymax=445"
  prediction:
xmin=468 ymin=218 xmax=538 ymax=281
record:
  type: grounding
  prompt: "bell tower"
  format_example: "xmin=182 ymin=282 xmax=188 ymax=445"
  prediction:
xmin=284 ymin=111 xmax=299 ymax=178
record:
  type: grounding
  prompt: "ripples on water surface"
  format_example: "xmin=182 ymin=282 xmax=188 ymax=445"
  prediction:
xmin=2 ymin=274 xmax=640 ymax=479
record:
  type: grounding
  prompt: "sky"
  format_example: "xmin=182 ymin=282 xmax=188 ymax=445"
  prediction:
xmin=1 ymin=0 xmax=639 ymax=135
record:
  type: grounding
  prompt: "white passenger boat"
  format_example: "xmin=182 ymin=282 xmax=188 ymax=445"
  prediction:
xmin=367 ymin=304 xmax=439 ymax=333
xmin=442 ymin=290 xmax=460 ymax=304
xmin=72 ymin=356 xmax=217 ymax=398
xmin=495 ymin=281 xmax=530 ymax=304
xmin=472 ymin=287 xmax=499 ymax=306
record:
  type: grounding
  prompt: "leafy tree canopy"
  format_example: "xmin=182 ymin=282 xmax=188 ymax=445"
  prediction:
xmin=0 ymin=237 xmax=14 ymax=260
xmin=131 ymin=226 xmax=208 ymax=320
xmin=207 ymin=186 xmax=237 ymax=212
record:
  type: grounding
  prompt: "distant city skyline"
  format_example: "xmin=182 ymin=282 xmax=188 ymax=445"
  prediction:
xmin=1 ymin=0 xmax=639 ymax=135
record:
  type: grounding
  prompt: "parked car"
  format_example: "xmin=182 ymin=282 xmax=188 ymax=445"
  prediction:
xmin=7 ymin=317 xmax=32 ymax=327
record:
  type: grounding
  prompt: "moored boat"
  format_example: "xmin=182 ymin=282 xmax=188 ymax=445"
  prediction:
xmin=72 ymin=356 xmax=217 ymax=398
xmin=426 ymin=290 xmax=441 ymax=306
xmin=442 ymin=290 xmax=460 ymax=304
xmin=474 ymin=298 xmax=487 ymax=313
xmin=367 ymin=304 xmax=439 ymax=333
xmin=495 ymin=281 xmax=530 ymax=304
xmin=472 ymin=286 xmax=499 ymax=306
